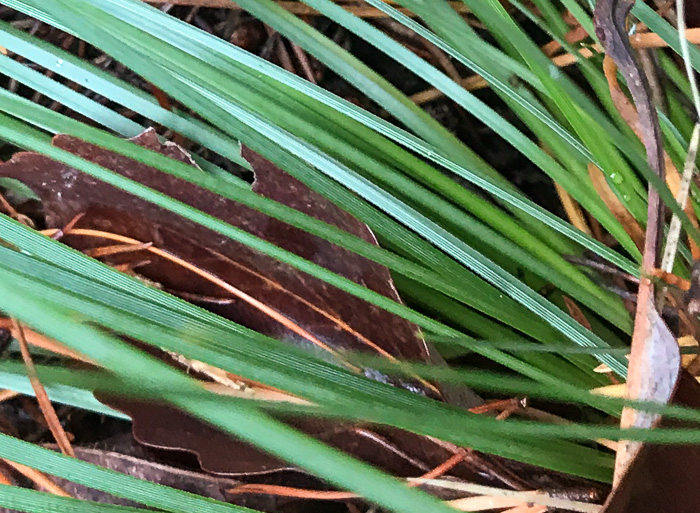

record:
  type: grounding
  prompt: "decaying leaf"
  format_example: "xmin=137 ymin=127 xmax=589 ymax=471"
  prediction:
xmin=37 ymin=444 xmax=337 ymax=513
xmin=599 ymin=278 xmax=700 ymax=513
xmin=1 ymin=129 xmax=436 ymax=379
xmin=613 ymin=301 xmax=680 ymax=478
xmin=0 ymin=130 xmax=490 ymax=479
xmin=601 ymin=373 xmax=700 ymax=513
xmin=43 ymin=445 xmax=242 ymax=507
xmin=0 ymin=130 xmax=606 ymax=500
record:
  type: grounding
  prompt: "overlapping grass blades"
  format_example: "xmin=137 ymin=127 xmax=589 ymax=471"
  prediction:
xmin=1 ymin=0 xmax=699 ymax=509
xmin=7 ymin=0 xmax=632 ymax=374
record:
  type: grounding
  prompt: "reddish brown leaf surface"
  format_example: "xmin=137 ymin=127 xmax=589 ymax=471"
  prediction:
xmin=0 ymin=131 xmax=604 ymax=498
xmin=0 ymin=130 xmax=494 ymax=480
xmin=2 ymin=129 xmax=433 ymax=373
xmin=42 ymin=445 xmax=242 ymax=507
xmin=36 ymin=444 xmax=344 ymax=513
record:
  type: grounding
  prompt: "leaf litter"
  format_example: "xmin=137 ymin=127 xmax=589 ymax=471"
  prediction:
xmin=0 ymin=129 xmax=606 ymax=511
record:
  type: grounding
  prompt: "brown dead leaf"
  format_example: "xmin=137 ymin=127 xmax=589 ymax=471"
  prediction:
xmin=0 ymin=130 xmax=498 ymax=482
xmin=595 ymin=1 xmax=700 ymax=507
xmin=37 ymin=445 xmax=262 ymax=510
xmin=601 ymin=281 xmax=700 ymax=513
xmin=0 ymin=129 xmax=437 ymax=377
xmin=614 ymin=298 xmax=680 ymax=479
xmin=0 ymin=130 xmax=604 ymax=499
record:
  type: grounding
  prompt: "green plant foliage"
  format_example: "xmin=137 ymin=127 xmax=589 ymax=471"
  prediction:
xmin=0 ymin=1 xmax=698 ymax=511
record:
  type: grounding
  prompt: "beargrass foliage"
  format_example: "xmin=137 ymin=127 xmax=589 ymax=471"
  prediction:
xmin=0 ymin=1 xmax=698 ymax=512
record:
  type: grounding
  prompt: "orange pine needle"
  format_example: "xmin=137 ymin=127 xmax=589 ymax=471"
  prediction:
xmin=2 ymin=460 xmax=71 ymax=497
xmin=65 ymin=228 xmax=356 ymax=369
xmin=12 ymin=320 xmax=75 ymax=457
xmin=649 ymin=268 xmax=691 ymax=291
xmin=61 ymin=212 xmax=86 ymax=235
xmin=0 ymin=318 xmax=92 ymax=364
xmin=230 ymin=451 xmax=467 ymax=499
xmin=84 ymin=242 xmax=153 ymax=258
xmin=228 ymin=484 xmax=356 ymax=500
xmin=411 ymin=450 xmax=466 ymax=483
xmin=63 ymin=227 xmax=440 ymax=394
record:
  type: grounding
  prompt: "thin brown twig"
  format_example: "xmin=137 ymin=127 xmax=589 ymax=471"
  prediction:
xmin=425 ymin=436 xmax=528 ymax=490
xmin=422 ymin=39 xmax=462 ymax=84
xmin=409 ymin=449 xmax=466 ymax=483
xmin=12 ymin=320 xmax=75 ymax=457
xmin=266 ymin=26 xmax=296 ymax=73
xmin=0 ymin=318 xmax=92 ymax=363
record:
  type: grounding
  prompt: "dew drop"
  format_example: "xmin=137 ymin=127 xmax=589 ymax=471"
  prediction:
xmin=549 ymin=64 xmax=561 ymax=78
xmin=610 ymin=173 xmax=624 ymax=185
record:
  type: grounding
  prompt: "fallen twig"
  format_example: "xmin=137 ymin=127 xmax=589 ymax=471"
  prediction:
xmin=12 ymin=320 xmax=75 ymax=458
